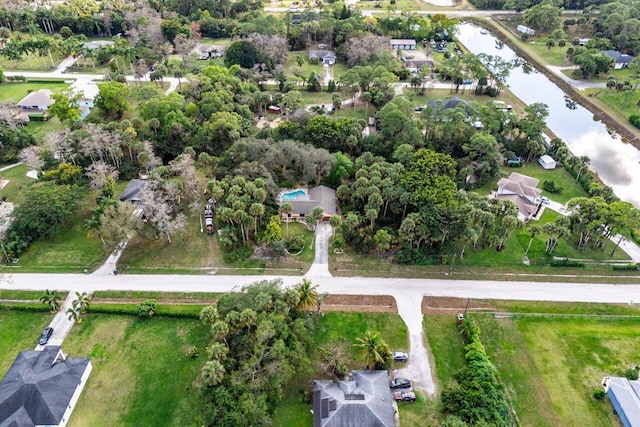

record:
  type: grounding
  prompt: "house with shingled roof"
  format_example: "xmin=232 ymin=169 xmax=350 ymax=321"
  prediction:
xmin=495 ymin=172 xmax=542 ymax=219
xmin=0 ymin=346 xmax=92 ymax=427
xmin=312 ymin=370 xmax=395 ymax=427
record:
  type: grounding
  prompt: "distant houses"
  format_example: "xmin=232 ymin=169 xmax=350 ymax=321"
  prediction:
xmin=601 ymin=50 xmax=634 ymax=69
xmin=192 ymin=43 xmax=226 ymax=60
xmin=308 ymin=50 xmax=337 ymax=65
xmin=390 ymin=39 xmax=416 ymax=50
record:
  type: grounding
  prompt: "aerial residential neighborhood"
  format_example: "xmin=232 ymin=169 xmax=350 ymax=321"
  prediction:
xmin=1 ymin=0 xmax=640 ymax=425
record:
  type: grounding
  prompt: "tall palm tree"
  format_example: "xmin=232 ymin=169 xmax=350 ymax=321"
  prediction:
xmin=281 ymin=202 xmax=293 ymax=238
xmin=295 ymin=278 xmax=319 ymax=313
xmin=353 ymin=331 xmax=391 ymax=370
xmin=67 ymin=305 xmax=81 ymax=323
xmin=40 ymin=289 xmax=61 ymax=313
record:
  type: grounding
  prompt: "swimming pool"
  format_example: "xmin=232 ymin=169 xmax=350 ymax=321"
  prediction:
xmin=281 ymin=189 xmax=307 ymax=200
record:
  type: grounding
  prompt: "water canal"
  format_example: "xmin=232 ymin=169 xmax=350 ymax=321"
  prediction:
xmin=456 ymin=23 xmax=640 ymax=208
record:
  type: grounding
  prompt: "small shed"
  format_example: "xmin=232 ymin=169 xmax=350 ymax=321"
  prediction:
xmin=267 ymin=105 xmax=281 ymax=114
xmin=538 ymin=154 xmax=557 ymax=170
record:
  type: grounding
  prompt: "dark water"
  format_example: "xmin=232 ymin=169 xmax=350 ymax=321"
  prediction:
xmin=457 ymin=23 xmax=640 ymax=208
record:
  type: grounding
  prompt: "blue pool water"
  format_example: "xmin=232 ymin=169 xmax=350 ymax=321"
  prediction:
xmin=281 ymin=190 xmax=306 ymax=200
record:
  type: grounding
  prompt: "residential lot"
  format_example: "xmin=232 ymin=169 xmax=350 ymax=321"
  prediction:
xmin=0 ymin=311 xmax=53 ymax=377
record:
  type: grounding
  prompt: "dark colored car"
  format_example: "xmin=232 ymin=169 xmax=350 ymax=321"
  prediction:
xmin=38 ymin=327 xmax=54 ymax=345
xmin=394 ymin=391 xmax=416 ymax=402
xmin=389 ymin=378 xmax=411 ymax=389
xmin=392 ymin=351 xmax=408 ymax=362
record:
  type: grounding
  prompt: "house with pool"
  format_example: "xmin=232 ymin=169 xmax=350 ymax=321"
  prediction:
xmin=278 ymin=186 xmax=337 ymax=223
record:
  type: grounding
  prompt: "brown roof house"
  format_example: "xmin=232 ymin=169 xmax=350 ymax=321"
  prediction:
xmin=495 ymin=172 xmax=542 ymax=219
xmin=17 ymin=89 xmax=53 ymax=112
xmin=0 ymin=346 xmax=92 ymax=427
xmin=278 ymin=186 xmax=337 ymax=224
xmin=312 ymin=370 xmax=395 ymax=427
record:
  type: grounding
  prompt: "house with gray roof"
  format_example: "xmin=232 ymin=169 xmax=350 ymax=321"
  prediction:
xmin=278 ymin=185 xmax=337 ymax=223
xmin=496 ymin=172 xmax=542 ymax=219
xmin=312 ymin=370 xmax=395 ymax=427
xmin=603 ymin=376 xmax=640 ymax=427
xmin=17 ymin=89 xmax=53 ymax=112
xmin=390 ymin=39 xmax=416 ymax=50
xmin=192 ymin=43 xmax=226 ymax=60
xmin=119 ymin=178 xmax=148 ymax=202
xmin=426 ymin=96 xmax=473 ymax=117
xmin=308 ymin=50 xmax=337 ymax=65
xmin=601 ymin=50 xmax=634 ymax=70
xmin=0 ymin=346 xmax=92 ymax=427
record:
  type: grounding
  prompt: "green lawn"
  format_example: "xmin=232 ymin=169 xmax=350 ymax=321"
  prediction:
xmin=15 ymin=193 xmax=107 ymax=272
xmin=0 ymin=81 xmax=70 ymax=102
xmin=64 ymin=314 xmax=209 ymax=426
xmin=0 ymin=311 xmax=53 ymax=377
xmin=272 ymin=311 xmax=409 ymax=426
xmin=585 ymin=88 xmax=640 ymax=120
xmin=280 ymin=221 xmax=315 ymax=264
xmin=0 ymin=164 xmax=36 ymax=204
xmin=0 ymin=50 xmax=66 ymax=71
xmin=118 ymin=210 xmax=263 ymax=274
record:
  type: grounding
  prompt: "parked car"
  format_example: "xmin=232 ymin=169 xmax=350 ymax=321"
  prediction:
xmin=38 ymin=327 xmax=54 ymax=345
xmin=394 ymin=391 xmax=416 ymax=402
xmin=540 ymin=196 xmax=551 ymax=205
xmin=392 ymin=351 xmax=408 ymax=362
xmin=389 ymin=378 xmax=411 ymax=389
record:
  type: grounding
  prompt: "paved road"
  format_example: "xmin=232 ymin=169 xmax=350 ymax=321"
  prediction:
xmin=546 ymin=65 xmax=606 ymax=90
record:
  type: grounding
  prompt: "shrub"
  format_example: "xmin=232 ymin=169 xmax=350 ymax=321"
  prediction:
xmin=593 ymin=389 xmax=606 ymax=400
xmin=623 ymin=366 xmax=640 ymax=380
xmin=135 ymin=299 xmax=157 ymax=318
xmin=187 ymin=346 xmax=199 ymax=358
xmin=612 ymin=263 xmax=640 ymax=271
xmin=630 ymin=114 xmax=640 ymax=129
xmin=286 ymin=235 xmax=305 ymax=253
xmin=550 ymin=258 xmax=585 ymax=268
xmin=542 ymin=180 xmax=563 ymax=194
xmin=226 ymin=245 xmax=253 ymax=262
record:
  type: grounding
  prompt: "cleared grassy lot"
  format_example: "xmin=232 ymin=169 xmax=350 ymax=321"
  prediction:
xmin=0 ymin=82 xmax=70 ymax=102
xmin=65 ymin=314 xmax=209 ymax=426
xmin=272 ymin=311 xmax=409 ymax=426
xmin=426 ymin=302 xmax=640 ymax=427
xmin=0 ymin=311 xmax=53 ymax=377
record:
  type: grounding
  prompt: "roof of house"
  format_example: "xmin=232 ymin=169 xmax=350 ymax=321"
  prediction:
xmin=308 ymin=50 xmax=337 ymax=60
xmin=427 ymin=96 xmax=472 ymax=115
xmin=0 ymin=346 xmax=91 ymax=427
xmin=192 ymin=44 xmax=226 ymax=55
xmin=313 ymin=370 xmax=395 ymax=427
xmin=496 ymin=172 xmax=541 ymax=216
xmin=83 ymin=40 xmax=114 ymax=50
xmin=119 ymin=179 xmax=148 ymax=202
xmin=607 ymin=377 xmax=640 ymax=426
xmin=281 ymin=186 xmax=336 ymax=216
xmin=602 ymin=50 xmax=634 ymax=64
xmin=403 ymin=59 xmax=433 ymax=69
xmin=390 ymin=39 xmax=416 ymax=46
xmin=17 ymin=89 xmax=53 ymax=108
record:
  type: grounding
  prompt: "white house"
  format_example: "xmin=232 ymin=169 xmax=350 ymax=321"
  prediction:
xmin=517 ymin=25 xmax=535 ymax=36
xmin=192 ymin=43 xmax=226 ymax=60
xmin=17 ymin=89 xmax=53 ymax=111
xmin=601 ymin=50 xmax=634 ymax=70
xmin=390 ymin=39 xmax=416 ymax=50
xmin=538 ymin=154 xmax=557 ymax=170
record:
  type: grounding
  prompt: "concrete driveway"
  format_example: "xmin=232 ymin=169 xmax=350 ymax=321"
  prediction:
xmin=305 ymin=222 xmax=332 ymax=277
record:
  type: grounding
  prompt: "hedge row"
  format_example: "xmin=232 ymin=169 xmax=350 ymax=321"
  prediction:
xmin=550 ymin=258 xmax=585 ymax=268
xmin=0 ymin=302 xmax=50 ymax=312
xmin=89 ymin=303 xmax=202 ymax=319
xmin=441 ymin=318 xmax=511 ymax=426
xmin=612 ymin=263 xmax=640 ymax=271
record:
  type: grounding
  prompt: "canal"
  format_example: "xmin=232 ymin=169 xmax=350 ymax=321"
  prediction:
xmin=457 ymin=23 xmax=640 ymax=208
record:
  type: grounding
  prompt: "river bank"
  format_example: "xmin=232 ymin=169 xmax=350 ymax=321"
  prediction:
xmin=467 ymin=16 xmax=640 ymax=152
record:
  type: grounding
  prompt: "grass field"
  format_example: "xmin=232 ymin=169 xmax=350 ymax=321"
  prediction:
xmin=0 ymin=50 xmax=66 ymax=71
xmin=0 ymin=82 xmax=70 ymax=102
xmin=272 ymin=311 xmax=408 ymax=426
xmin=0 ymin=311 xmax=53 ymax=377
xmin=15 ymin=193 xmax=107 ymax=272
xmin=64 ymin=314 xmax=209 ymax=426
xmin=426 ymin=301 xmax=640 ymax=427
xmin=0 ymin=164 xmax=35 ymax=204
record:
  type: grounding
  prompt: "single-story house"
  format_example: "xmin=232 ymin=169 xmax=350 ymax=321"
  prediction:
xmin=192 ymin=43 xmax=226 ymax=60
xmin=538 ymin=154 xmax=557 ymax=170
xmin=601 ymin=50 xmax=634 ymax=69
xmin=602 ymin=376 xmax=640 ymax=427
xmin=17 ymin=89 xmax=53 ymax=112
xmin=78 ymin=105 xmax=90 ymax=120
xmin=390 ymin=39 xmax=416 ymax=50
xmin=313 ymin=370 xmax=395 ymax=427
xmin=496 ymin=172 xmax=542 ymax=219
xmin=119 ymin=178 xmax=148 ymax=202
xmin=427 ymin=96 xmax=473 ymax=116
xmin=279 ymin=185 xmax=337 ymax=223
xmin=0 ymin=346 xmax=92 ymax=427
xmin=291 ymin=13 xmax=303 ymax=25
xmin=83 ymin=40 xmax=114 ymax=50
xmin=403 ymin=59 xmax=433 ymax=74
xmin=308 ymin=50 xmax=337 ymax=65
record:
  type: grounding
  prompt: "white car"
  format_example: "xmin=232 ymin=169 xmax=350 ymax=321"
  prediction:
xmin=392 ymin=351 xmax=408 ymax=362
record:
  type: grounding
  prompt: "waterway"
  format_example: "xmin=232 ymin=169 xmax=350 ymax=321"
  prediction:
xmin=456 ymin=23 xmax=640 ymax=208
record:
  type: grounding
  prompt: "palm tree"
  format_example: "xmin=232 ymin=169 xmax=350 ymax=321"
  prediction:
xmin=524 ymin=225 xmax=541 ymax=257
xmin=40 ymin=290 xmax=61 ymax=313
xmin=75 ymin=291 xmax=91 ymax=315
xmin=576 ymin=155 xmax=590 ymax=181
xmin=353 ymin=331 xmax=391 ymax=370
xmin=249 ymin=203 xmax=264 ymax=237
xmin=329 ymin=215 xmax=342 ymax=238
xmin=281 ymin=202 xmax=293 ymax=238
xmin=295 ymin=278 xmax=319 ymax=313
xmin=201 ymin=360 xmax=225 ymax=386
xmin=67 ymin=304 xmax=81 ymax=324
